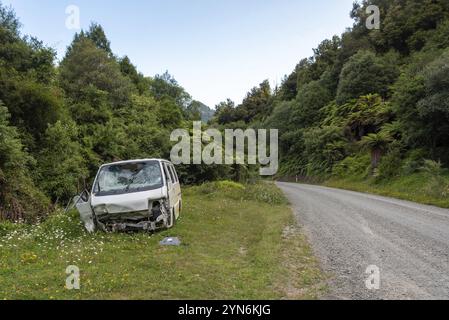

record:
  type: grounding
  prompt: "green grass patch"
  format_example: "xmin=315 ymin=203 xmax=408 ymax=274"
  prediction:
xmin=325 ymin=172 xmax=449 ymax=208
xmin=0 ymin=182 xmax=325 ymax=300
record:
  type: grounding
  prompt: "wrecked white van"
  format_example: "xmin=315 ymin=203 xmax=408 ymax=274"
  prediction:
xmin=75 ymin=159 xmax=182 ymax=233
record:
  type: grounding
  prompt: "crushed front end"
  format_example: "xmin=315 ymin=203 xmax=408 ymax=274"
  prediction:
xmin=92 ymin=198 xmax=170 ymax=232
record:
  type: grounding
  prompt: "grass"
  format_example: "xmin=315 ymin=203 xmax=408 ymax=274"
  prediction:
xmin=325 ymin=172 xmax=449 ymax=208
xmin=0 ymin=182 xmax=326 ymax=300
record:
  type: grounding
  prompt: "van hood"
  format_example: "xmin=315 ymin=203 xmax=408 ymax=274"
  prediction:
xmin=91 ymin=188 xmax=166 ymax=215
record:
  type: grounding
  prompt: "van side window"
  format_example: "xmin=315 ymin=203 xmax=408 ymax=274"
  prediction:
xmin=174 ymin=166 xmax=180 ymax=183
xmin=169 ymin=166 xmax=176 ymax=183
xmin=163 ymin=163 xmax=172 ymax=184
xmin=170 ymin=165 xmax=179 ymax=183
xmin=165 ymin=163 xmax=175 ymax=183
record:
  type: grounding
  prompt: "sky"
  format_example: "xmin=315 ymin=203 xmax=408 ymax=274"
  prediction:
xmin=4 ymin=0 xmax=355 ymax=108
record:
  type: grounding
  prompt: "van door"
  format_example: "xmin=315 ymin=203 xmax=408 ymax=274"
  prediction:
xmin=169 ymin=164 xmax=182 ymax=218
xmin=163 ymin=163 xmax=177 ymax=212
xmin=75 ymin=191 xmax=96 ymax=233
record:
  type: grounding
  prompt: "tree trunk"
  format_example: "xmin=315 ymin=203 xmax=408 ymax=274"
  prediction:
xmin=370 ymin=149 xmax=382 ymax=175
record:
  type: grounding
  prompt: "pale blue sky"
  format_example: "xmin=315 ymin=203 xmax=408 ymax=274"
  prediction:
xmin=4 ymin=0 xmax=355 ymax=107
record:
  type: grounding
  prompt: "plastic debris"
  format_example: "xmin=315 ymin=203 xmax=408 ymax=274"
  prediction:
xmin=159 ymin=237 xmax=181 ymax=246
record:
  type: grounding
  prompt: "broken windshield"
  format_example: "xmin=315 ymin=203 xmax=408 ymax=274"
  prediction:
xmin=93 ymin=161 xmax=163 ymax=196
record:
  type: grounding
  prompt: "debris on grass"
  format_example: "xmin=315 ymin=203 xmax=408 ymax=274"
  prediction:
xmin=159 ymin=237 xmax=181 ymax=246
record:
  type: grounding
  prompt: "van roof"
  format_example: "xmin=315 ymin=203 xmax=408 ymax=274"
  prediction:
xmin=101 ymin=159 xmax=172 ymax=167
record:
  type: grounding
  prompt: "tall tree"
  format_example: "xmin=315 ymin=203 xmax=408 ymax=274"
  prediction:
xmin=336 ymin=50 xmax=398 ymax=104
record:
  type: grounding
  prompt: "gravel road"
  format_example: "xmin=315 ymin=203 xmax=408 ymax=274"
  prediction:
xmin=277 ymin=182 xmax=449 ymax=300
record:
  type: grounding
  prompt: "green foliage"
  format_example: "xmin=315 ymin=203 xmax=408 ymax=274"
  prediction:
xmin=219 ymin=1 xmax=449 ymax=180
xmin=0 ymin=102 xmax=29 ymax=171
xmin=0 ymin=3 xmax=61 ymax=147
xmin=118 ymin=56 xmax=148 ymax=94
xmin=420 ymin=160 xmax=449 ymax=198
xmin=401 ymin=149 xmax=427 ymax=175
xmin=156 ymin=98 xmax=183 ymax=128
xmin=0 ymin=102 xmax=49 ymax=221
xmin=239 ymin=80 xmax=273 ymax=123
xmin=294 ymin=80 xmax=332 ymax=127
xmin=0 ymin=78 xmax=63 ymax=141
xmin=359 ymin=132 xmax=392 ymax=153
xmin=0 ymin=2 xmax=20 ymax=36
xmin=213 ymin=99 xmax=237 ymax=125
xmin=336 ymin=50 xmax=399 ymax=104
xmin=392 ymin=49 xmax=449 ymax=162
xmin=0 ymin=220 xmax=25 ymax=236
xmin=351 ymin=0 xmax=449 ymax=54
xmin=59 ymin=37 xmax=133 ymax=108
xmin=36 ymin=121 xmax=88 ymax=203
xmin=359 ymin=131 xmax=393 ymax=172
xmin=421 ymin=159 xmax=444 ymax=176
xmin=212 ymin=81 xmax=273 ymax=125
xmin=68 ymin=23 xmax=112 ymax=56
xmin=150 ymin=71 xmax=192 ymax=108
xmin=186 ymin=181 xmax=287 ymax=205
xmin=216 ymin=180 xmax=246 ymax=191
xmin=377 ymin=148 xmax=403 ymax=180
xmin=303 ymin=126 xmax=347 ymax=176
xmin=244 ymin=182 xmax=288 ymax=205
xmin=324 ymin=95 xmax=392 ymax=141
xmin=332 ymin=154 xmax=371 ymax=179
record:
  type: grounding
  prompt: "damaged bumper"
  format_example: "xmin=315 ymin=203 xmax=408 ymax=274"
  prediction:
xmin=75 ymin=189 xmax=173 ymax=233
xmin=94 ymin=199 xmax=171 ymax=232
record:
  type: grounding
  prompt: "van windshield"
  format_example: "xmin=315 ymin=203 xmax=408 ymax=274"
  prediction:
xmin=94 ymin=161 xmax=163 ymax=196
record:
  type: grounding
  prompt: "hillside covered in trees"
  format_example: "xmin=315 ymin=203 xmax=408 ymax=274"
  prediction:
xmin=0 ymin=2 xmax=222 ymax=221
xmin=212 ymin=0 xmax=449 ymax=198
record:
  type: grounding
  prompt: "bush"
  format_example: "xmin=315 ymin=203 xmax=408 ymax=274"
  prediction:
xmin=216 ymin=180 xmax=246 ymax=191
xmin=38 ymin=210 xmax=85 ymax=240
xmin=244 ymin=182 xmax=288 ymax=205
xmin=332 ymin=154 xmax=371 ymax=179
xmin=420 ymin=160 xmax=449 ymax=198
xmin=186 ymin=181 xmax=287 ymax=205
xmin=377 ymin=149 xmax=403 ymax=180
xmin=336 ymin=51 xmax=399 ymax=105
xmin=402 ymin=149 xmax=427 ymax=175
xmin=185 ymin=180 xmax=244 ymax=196
xmin=0 ymin=221 xmax=27 ymax=237
xmin=0 ymin=103 xmax=50 ymax=221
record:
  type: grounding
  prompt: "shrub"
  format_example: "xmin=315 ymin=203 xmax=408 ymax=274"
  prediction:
xmin=377 ymin=149 xmax=403 ymax=180
xmin=402 ymin=149 xmax=427 ymax=175
xmin=332 ymin=154 xmax=371 ymax=179
xmin=0 ymin=221 xmax=27 ymax=237
xmin=245 ymin=182 xmax=288 ymax=205
xmin=420 ymin=160 xmax=449 ymax=198
xmin=38 ymin=210 xmax=85 ymax=240
xmin=186 ymin=181 xmax=287 ymax=205
xmin=216 ymin=180 xmax=245 ymax=191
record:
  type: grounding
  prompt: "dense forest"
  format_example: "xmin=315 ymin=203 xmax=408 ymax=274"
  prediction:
xmin=1 ymin=0 xmax=449 ymax=221
xmin=212 ymin=0 xmax=449 ymax=192
xmin=0 ymin=2 xmax=222 ymax=221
